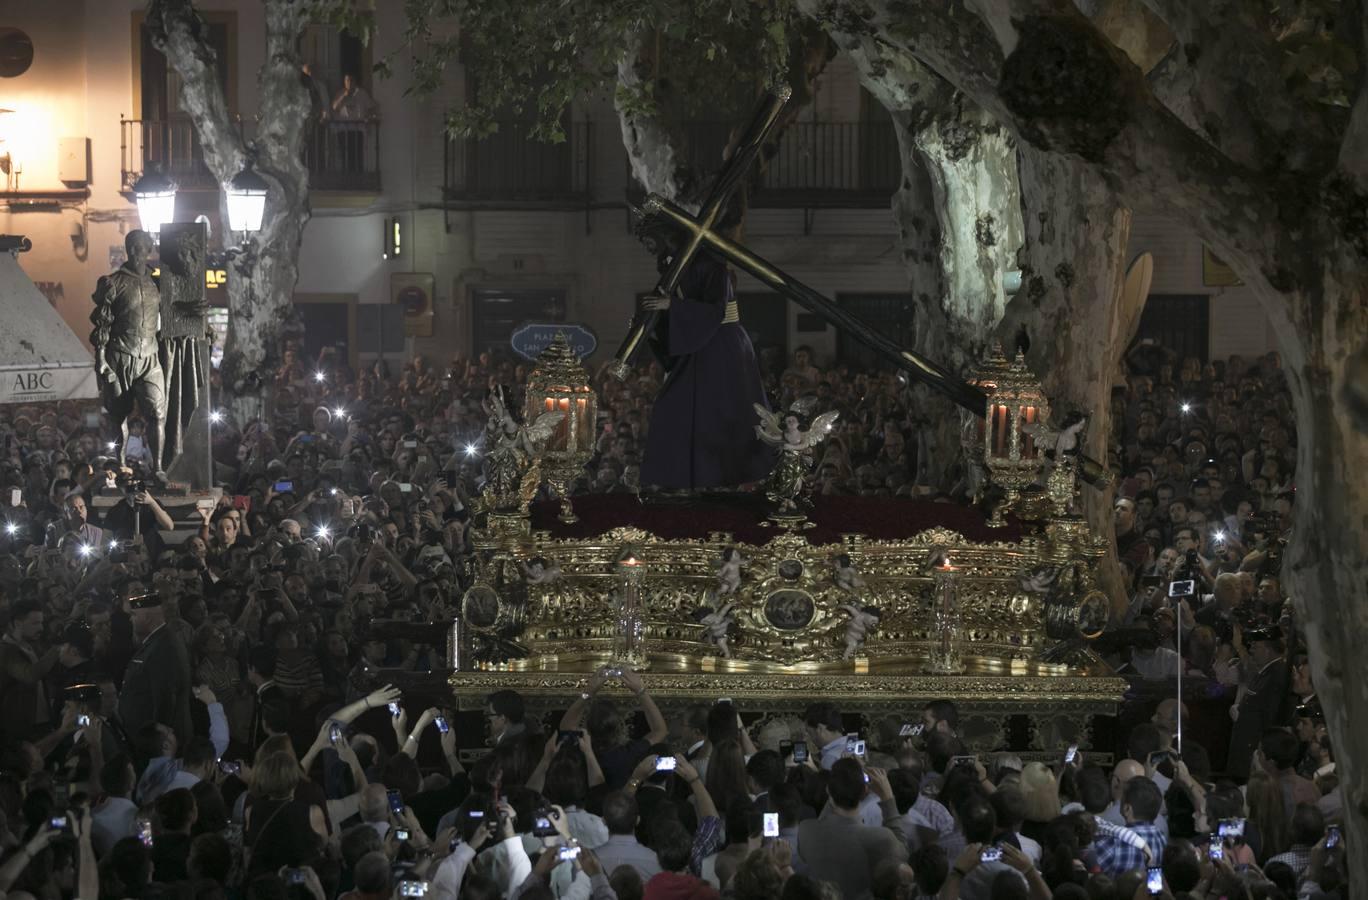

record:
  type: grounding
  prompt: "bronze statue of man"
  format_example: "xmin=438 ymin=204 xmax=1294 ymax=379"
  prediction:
xmin=91 ymin=230 xmax=167 ymax=478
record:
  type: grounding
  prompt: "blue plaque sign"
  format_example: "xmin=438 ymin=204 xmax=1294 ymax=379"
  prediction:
xmin=510 ymin=323 xmax=597 ymax=361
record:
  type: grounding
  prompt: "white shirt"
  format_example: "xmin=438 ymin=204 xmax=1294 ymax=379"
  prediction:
xmin=1018 ymin=832 xmax=1042 ymax=866
xmin=91 ymin=796 xmax=138 ymax=856
xmin=819 ymin=735 xmax=847 ymax=770
xmin=1132 ymin=647 xmax=1181 ymax=680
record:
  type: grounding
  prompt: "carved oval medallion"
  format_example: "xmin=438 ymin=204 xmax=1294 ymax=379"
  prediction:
xmin=462 ymin=585 xmax=500 ymax=629
xmin=764 ymin=589 xmax=815 ymax=631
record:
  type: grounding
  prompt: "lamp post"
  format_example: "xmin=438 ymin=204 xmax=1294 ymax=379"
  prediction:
xmin=132 ymin=167 xmax=178 ymax=238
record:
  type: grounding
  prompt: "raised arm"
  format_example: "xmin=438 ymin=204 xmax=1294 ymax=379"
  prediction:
xmin=672 ymin=755 xmax=717 ymax=820
xmin=620 ymin=667 xmax=668 ymax=744
xmin=332 ymin=684 xmax=402 ymax=726
xmin=559 ymin=667 xmax=610 ymax=731
xmin=577 ymin=730 xmax=606 ymax=788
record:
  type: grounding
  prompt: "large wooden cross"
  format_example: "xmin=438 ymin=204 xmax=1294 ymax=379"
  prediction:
xmin=615 ymin=90 xmax=1108 ymax=485
xmin=611 ymin=89 xmax=986 ymax=413
xmin=611 ymin=88 xmax=795 ymax=380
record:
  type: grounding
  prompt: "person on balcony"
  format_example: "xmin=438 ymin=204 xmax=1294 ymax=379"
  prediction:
xmin=331 ymin=73 xmax=377 ymax=174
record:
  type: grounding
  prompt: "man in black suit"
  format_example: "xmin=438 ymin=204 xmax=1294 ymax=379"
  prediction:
xmin=1227 ymin=624 xmax=1288 ymax=778
xmin=117 ymin=593 xmax=192 ymax=747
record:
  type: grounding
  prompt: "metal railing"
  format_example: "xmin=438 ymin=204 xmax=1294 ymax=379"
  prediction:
xmin=444 ymin=121 xmax=593 ymax=204
xmin=121 ymin=117 xmax=224 ymax=191
xmin=121 ymin=117 xmax=382 ymax=193
xmin=673 ymin=120 xmax=901 ymax=207
xmin=303 ymin=119 xmax=382 ymax=192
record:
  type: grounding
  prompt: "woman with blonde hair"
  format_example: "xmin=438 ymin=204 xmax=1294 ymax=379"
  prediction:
xmin=243 ymin=751 xmax=326 ymax=879
xmin=1018 ymin=762 xmax=1061 ymax=843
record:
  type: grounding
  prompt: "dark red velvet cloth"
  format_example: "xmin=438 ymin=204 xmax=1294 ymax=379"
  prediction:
xmin=530 ymin=492 xmax=1023 ymax=545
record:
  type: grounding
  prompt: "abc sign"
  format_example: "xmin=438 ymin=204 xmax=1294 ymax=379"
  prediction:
xmin=12 ymin=371 xmax=54 ymax=392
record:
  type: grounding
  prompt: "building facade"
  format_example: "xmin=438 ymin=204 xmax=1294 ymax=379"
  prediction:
xmin=0 ymin=0 xmax=1278 ymax=376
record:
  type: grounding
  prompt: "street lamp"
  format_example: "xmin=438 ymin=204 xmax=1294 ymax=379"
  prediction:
xmin=225 ymin=165 xmax=269 ymax=234
xmin=132 ymin=167 xmax=178 ymax=238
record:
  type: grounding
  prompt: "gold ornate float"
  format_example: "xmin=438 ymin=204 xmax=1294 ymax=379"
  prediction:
xmin=449 ymin=342 xmax=1127 ymax=758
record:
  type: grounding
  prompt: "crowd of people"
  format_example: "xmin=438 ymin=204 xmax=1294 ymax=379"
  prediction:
xmin=0 ymin=336 xmax=1343 ymax=900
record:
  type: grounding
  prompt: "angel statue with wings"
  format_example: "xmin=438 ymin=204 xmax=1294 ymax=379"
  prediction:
xmin=481 ymin=385 xmax=564 ymax=513
xmin=754 ymin=398 xmax=839 ymax=515
xmin=1022 ymin=410 xmax=1088 ymax=515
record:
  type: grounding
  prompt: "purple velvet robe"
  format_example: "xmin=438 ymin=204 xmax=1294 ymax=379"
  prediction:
xmin=641 ymin=253 xmax=775 ymax=489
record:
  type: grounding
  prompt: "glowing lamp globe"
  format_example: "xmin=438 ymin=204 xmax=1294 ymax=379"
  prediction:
xmin=226 ymin=166 xmax=269 ymax=234
xmin=132 ymin=168 xmax=178 ymax=237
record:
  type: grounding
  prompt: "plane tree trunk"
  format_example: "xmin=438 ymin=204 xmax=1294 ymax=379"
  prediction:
xmin=800 ymin=0 xmax=1368 ymax=885
xmin=147 ymin=0 xmax=313 ymax=425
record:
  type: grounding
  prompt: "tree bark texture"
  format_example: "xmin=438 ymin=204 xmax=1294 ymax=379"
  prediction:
xmin=147 ymin=0 xmax=313 ymax=424
xmin=828 ymin=30 xmax=1023 ymax=491
xmin=799 ymin=0 xmax=1368 ymax=886
xmin=616 ymin=32 xmax=685 ymax=203
xmin=999 ymin=148 xmax=1135 ymax=614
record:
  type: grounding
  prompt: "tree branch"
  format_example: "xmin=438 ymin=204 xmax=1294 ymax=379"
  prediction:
xmin=145 ymin=0 xmax=246 ymax=182
xmin=616 ymin=32 xmax=684 ymax=202
xmin=252 ymin=0 xmax=312 ymax=200
xmin=1134 ymin=0 xmax=1341 ymax=178
xmin=804 ymin=0 xmax=1295 ymax=289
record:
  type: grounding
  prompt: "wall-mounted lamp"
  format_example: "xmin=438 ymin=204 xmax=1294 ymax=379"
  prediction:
xmin=383 ymin=215 xmax=401 ymax=260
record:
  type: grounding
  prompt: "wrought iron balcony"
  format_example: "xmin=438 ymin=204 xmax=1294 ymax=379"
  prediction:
xmin=674 ymin=119 xmax=902 ymax=208
xmin=121 ymin=117 xmax=381 ymax=194
xmin=443 ymin=120 xmax=593 ymax=207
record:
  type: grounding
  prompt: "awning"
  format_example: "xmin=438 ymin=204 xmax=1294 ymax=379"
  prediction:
xmin=0 ymin=246 xmax=98 ymax=405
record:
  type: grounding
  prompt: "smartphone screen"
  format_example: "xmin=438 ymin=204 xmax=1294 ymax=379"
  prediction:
xmin=9 ymin=488 xmax=21 ymax=507
xmin=388 ymin=789 xmax=404 ymax=814
xmin=1146 ymin=866 xmax=1163 ymax=894
xmin=1209 ymin=842 xmax=1223 ymax=861
xmin=763 ymin=812 xmax=779 ymax=837
xmin=274 ymin=481 xmax=293 ymax=493
xmin=1327 ymin=825 xmax=1341 ymax=849
xmin=1065 ymin=745 xmax=1078 ymax=764
xmin=435 ymin=716 xmax=450 ymax=734
xmin=655 ymin=756 xmax=677 ymax=771
xmin=792 ymin=742 xmax=808 ymax=763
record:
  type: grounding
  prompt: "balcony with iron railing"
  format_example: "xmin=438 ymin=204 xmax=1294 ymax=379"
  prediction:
xmin=443 ymin=121 xmax=594 ymax=208
xmin=666 ymin=119 xmax=902 ymax=208
xmin=121 ymin=117 xmax=382 ymax=194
